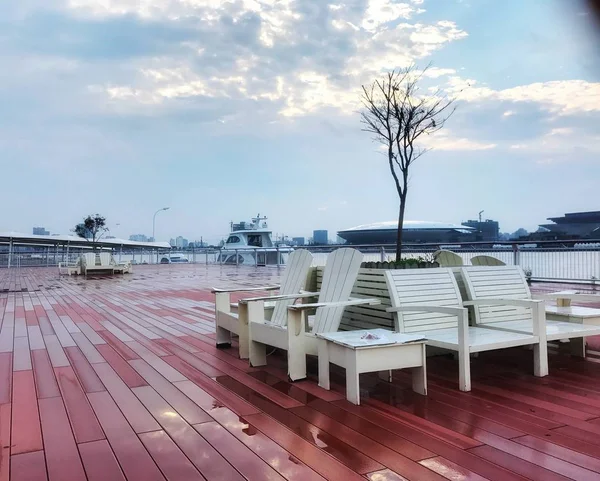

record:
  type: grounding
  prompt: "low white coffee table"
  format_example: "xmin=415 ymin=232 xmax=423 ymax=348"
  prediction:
xmin=538 ymin=291 xmax=600 ymax=356
xmin=316 ymin=329 xmax=427 ymax=405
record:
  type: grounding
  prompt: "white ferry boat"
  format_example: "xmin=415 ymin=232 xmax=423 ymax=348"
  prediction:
xmin=217 ymin=214 xmax=294 ymax=266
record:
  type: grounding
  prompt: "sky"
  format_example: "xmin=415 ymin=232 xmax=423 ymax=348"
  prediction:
xmin=1 ymin=0 xmax=599 ymax=244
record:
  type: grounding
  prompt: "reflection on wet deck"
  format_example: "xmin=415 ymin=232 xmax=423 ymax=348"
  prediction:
xmin=1 ymin=264 xmax=600 ymax=481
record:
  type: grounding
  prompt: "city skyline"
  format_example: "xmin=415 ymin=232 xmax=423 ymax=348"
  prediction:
xmin=17 ymin=209 xmax=586 ymax=246
xmin=1 ymin=0 xmax=599 ymax=241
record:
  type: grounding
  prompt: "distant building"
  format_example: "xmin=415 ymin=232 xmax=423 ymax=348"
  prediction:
xmin=169 ymin=238 xmax=176 ymax=247
xmin=461 ymin=219 xmax=499 ymax=242
xmin=337 ymin=221 xmax=475 ymax=245
xmin=33 ymin=227 xmax=49 ymax=236
xmin=313 ymin=230 xmax=328 ymax=245
xmin=129 ymin=234 xmax=150 ymax=242
xmin=538 ymin=211 xmax=600 ymax=239
xmin=336 ymin=235 xmax=346 ymax=245
xmin=176 ymin=236 xmax=189 ymax=248
xmin=292 ymin=237 xmax=305 ymax=246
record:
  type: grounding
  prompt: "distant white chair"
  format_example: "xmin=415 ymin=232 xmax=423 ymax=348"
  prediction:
xmin=461 ymin=266 xmax=600 ymax=357
xmin=99 ymin=252 xmax=112 ymax=267
xmin=385 ymin=268 xmax=546 ymax=392
xmin=470 ymin=255 xmax=506 ymax=266
xmin=248 ymin=248 xmax=379 ymax=381
xmin=212 ymin=249 xmax=314 ymax=359
xmin=58 ymin=259 xmax=81 ymax=276
xmin=433 ymin=250 xmax=463 ymax=267
xmin=115 ymin=260 xmax=133 ymax=274
xmin=81 ymin=252 xmax=115 ymax=276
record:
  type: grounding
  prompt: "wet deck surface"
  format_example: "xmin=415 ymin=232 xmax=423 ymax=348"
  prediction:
xmin=1 ymin=265 xmax=600 ymax=481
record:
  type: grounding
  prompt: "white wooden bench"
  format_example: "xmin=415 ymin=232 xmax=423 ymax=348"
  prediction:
xmin=461 ymin=266 xmax=600 ymax=359
xmin=81 ymin=253 xmax=115 ymax=276
xmin=385 ymin=268 xmax=546 ymax=392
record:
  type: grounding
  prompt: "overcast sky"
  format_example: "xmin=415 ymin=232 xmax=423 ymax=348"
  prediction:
xmin=1 ymin=0 xmax=599 ymax=243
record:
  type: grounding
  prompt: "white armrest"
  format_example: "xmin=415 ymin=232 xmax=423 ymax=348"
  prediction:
xmin=387 ymin=305 xmax=467 ymax=316
xmin=288 ymin=298 xmax=381 ymax=311
xmin=463 ymin=298 xmax=544 ymax=308
xmin=212 ymin=285 xmax=280 ymax=294
xmin=241 ymin=292 xmax=318 ymax=303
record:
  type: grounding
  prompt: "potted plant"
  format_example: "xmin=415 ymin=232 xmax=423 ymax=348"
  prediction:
xmin=361 ymin=255 xmax=438 ymax=269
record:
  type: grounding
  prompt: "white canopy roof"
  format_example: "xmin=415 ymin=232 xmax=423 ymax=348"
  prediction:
xmin=0 ymin=232 xmax=171 ymax=249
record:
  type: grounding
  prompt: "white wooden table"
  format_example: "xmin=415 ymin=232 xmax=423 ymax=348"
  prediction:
xmin=316 ymin=329 xmax=427 ymax=405
xmin=538 ymin=291 xmax=600 ymax=356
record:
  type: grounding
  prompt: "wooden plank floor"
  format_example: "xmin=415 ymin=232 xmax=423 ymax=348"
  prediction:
xmin=1 ymin=265 xmax=600 ymax=481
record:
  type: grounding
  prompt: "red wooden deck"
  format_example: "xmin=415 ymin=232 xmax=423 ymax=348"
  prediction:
xmin=1 ymin=265 xmax=600 ymax=481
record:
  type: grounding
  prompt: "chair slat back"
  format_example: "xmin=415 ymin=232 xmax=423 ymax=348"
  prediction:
xmin=82 ymin=253 xmax=97 ymax=267
xmin=385 ymin=268 xmax=463 ymax=333
xmin=470 ymin=255 xmax=506 ymax=266
xmin=433 ymin=250 xmax=464 ymax=267
xmin=270 ymin=249 xmax=314 ymax=326
xmin=461 ymin=266 xmax=532 ymax=326
xmin=312 ymin=248 xmax=363 ymax=334
xmin=99 ymin=252 xmax=112 ymax=267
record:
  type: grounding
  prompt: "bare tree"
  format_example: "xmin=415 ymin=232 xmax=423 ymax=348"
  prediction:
xmin=361 ymin=64 xmax=455 ymax=259
xmin=73 ymin=214 xmax=109 ymax=249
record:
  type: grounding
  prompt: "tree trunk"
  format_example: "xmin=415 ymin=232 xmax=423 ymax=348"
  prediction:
xmin=396 ymin=197 xmax=406 ymax=261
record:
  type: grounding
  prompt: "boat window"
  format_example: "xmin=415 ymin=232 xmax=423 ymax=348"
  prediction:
xmin=226 ymin=236 xmax=240 ymax=244
xmin=248 ymin=234 xmax=262 ymax=247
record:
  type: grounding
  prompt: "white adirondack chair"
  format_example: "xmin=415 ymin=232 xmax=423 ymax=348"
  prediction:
xmin=470 ymin=255 xmax=505 ymax=266
xmin=99 ymin=252 xmax=113 ymax=267
xmin=385 ymin=268 xmax=546 ymax=392
xmin=58 ymin=259 xmax=81 ymax=276
xmin=212 ymin=249 xmax=314 ymax=359
xmin=248 ymin=248 xmax=380 ymax=381
xmin=433 ymin=250 xmax=463 ymax=267
xmin=82 ymin=253 xmax=97 ymax=267
xmin=81 ymin=252 xmax=115 ymax=276
xmin=461 ymin=266 xmax=600 ymax=356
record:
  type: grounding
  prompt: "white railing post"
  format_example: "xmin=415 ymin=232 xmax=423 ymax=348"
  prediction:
xmin=7 ymin=239 xmax=13 ymax=269
xmin=380 ymin=246 xmax=385 ymax=262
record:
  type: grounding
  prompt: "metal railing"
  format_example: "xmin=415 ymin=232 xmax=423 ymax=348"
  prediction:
xmin=3 ymin=240 xmax=600 ymax=284
xmin=303 ymin=242 xmax=600 ymax=284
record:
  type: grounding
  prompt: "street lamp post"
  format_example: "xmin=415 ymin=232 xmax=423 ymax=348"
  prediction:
xmin=152 ymin=207 xmax=170 ymax=264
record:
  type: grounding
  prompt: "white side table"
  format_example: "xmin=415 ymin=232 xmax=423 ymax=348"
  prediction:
xmin=316 ymin=329 xmax=427 ymax=405
xmin=546 ymin=305 xmax=600 ymax=357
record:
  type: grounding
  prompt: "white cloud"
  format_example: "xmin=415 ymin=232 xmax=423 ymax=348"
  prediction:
xmin=88 ymin=10 xmax=468 ymax=118
xmin=361 ymin=0 xmax=415 ymax=31
xmin=423 ymin=67 xmax=456 ymax=78
xmin=420 ymin=131 xmax=497 ymax=151
xmin=448 ymin=77 xmax=600 ymax=116
xmin=510 ymin=127 xmax=600 ymax=156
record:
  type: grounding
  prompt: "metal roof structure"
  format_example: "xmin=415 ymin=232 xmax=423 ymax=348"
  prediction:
xmin=339 ymin=221 xmax=476 ymax=233
xmin=0 ymin=232 xmax=171 ymax=250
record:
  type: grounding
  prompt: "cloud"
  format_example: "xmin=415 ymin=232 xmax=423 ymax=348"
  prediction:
xmin=447 ymin=77 xmax=600 ymax=116
xmin=1 ymin=10 xmax=199 ymax=60
xmin=361 ymin=0 xmax=419 ymax=31
xmin=65 ymin=0 xmax=467 ymax=120
xmin=420 ymin=131 xmax=497 ymax=151
xmin=510 ymin=126 xmax=600 ymax=157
